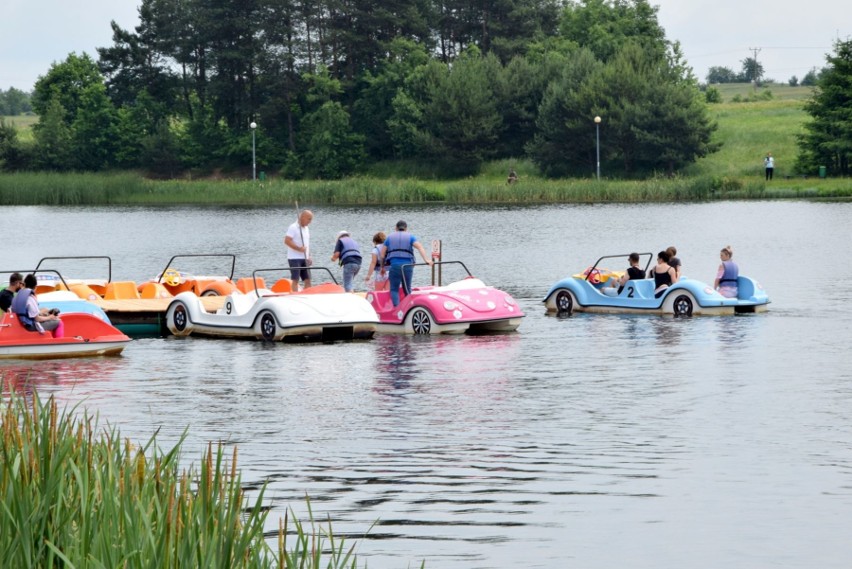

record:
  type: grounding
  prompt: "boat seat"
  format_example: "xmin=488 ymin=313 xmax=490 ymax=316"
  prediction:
xmin=623 ymin=279 xmax=654 ymax=299
xmin=218 ymin=294 xmax=255 ymax=316
xmin=236 ymin=277 xmax=266 ymax=294
xmin=734 ymin=277 xmax=752 ymax=300
xmin=270 ymin=279 xmax=292 ymax=293
xmin=70 ymin=283 xmax=102 ymax=301
xmin=138 ymin=282 xmax=173 ymax=299
xmin=104 ymin=281 xmax=141 ymax=300
xmin=370 ymin=290 xmax=394 ymax=313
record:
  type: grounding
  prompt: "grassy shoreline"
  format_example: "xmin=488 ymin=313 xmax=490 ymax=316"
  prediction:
xmin=1 ymin=170 xmax=850 ymax=206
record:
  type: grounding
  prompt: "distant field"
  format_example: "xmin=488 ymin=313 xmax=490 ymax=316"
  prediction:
xmin=687 ymin=83 xmax=813 ymax=179
xmin=1 ymin=114 xmax=37 ymax=143
xmin=712 ymin=82 xmax=815 ymax=102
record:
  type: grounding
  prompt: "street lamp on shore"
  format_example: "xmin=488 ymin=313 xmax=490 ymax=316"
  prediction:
xmin=594 ymin=116 xmax=601 ymax=180
xmin=250 ymin=121 xmax=257 ymax=181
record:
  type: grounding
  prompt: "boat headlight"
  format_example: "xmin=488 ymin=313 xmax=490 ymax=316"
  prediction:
xmin=453 ymin=309 xmax=463 ymax=320
xmin=504 ymin=296 xmax=516 ymax=306
xmin=486 ymin=301 xmax=496 ymax=310
xmin=443 ymin=300 xmax=459 ymax=311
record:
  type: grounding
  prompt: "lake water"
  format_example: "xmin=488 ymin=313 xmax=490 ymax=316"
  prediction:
xmin=2 ymin=201 xmax=852 ymax=568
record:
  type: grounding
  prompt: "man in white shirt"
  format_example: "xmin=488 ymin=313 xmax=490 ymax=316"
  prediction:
xmin=284 ymin=209 xmax=314 ymax=290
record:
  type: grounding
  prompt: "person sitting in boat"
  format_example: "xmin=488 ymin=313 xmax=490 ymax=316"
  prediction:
xmin=652 ymin=250 xmax=678 ymax=298
xmin=714 ymin=245 xmax=739 ymax=298
xmin=0 ymin=272 xmax=24 ymax=313
xmin=666 ymin=246 xmax=682 ymax=280
xmin=617 ymin=252 xmax=646 ymax=294
xmin=10 ymin=274 xmax=63 ymax=337
xmin=330 ymin=230 xmax=363 ymax=292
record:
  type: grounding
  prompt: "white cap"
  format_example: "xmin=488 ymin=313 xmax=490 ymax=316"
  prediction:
xmin=337 ymin=230 xmax=350 ymax=239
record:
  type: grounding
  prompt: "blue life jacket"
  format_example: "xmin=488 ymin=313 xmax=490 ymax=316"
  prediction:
xmin=10 ymin=288 xmax=37 ymax=330
xmin=720 ymin=260 xmax=739 ymax=285
xmin=386 ymin=231 xmax=414 ymax=263
xmin=338 ymin=236 xmax=362 ymax=265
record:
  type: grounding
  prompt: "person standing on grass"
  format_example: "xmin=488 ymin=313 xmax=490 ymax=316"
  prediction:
xmin=764 ymin=152 xmax=775 ymax=180
xmin=284 ymin=209 xmax=313 ymax=291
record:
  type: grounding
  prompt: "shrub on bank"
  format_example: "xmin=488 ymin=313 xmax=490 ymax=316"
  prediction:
xmin=0 ymin=390 xmax=367 ymax=568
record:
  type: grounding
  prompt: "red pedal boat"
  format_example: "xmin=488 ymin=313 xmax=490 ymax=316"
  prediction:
xmin=0 ymin=312 xmax=131 ymax=360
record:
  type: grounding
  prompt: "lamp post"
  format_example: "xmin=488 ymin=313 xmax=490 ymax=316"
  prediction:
xmin=594 ymin=116 xmax=601 ymax=180
xmin=250 ymin=121 xmax=257 ymax=181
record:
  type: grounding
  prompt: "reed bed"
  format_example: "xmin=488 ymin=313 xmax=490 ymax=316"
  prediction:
xmin=2 ymin=171 xmax=849 ymax=206
xmin=0 ymin=390 xmax=367 ymax=568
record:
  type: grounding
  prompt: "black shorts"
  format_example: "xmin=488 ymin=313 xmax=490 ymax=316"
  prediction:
xmin=288 ymin=259 xmax=310 ymax=281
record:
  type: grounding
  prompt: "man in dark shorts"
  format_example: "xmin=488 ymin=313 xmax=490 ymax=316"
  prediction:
xmin=284 ymin=209 xmax=314 ymax=290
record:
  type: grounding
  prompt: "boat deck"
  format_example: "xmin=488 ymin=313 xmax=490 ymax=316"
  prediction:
xmin=93 ymin=296 xmax=227 ymax=335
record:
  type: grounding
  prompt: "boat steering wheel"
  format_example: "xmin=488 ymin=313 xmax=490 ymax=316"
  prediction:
xmin=163 ymin=268 xmax=182 ymax=287
xmin=584 ymin=267 xmax=602 ymax=284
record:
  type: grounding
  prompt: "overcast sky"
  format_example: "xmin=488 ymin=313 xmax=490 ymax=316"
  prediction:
xmin=1 ymin=0 xmax=847 ymax=92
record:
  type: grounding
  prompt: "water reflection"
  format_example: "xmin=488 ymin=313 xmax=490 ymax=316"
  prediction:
xmin=3 ymin=202 xmax=852 ymax=568
xmin=1 ymin=357 xmax=125 ymax=398
xmin=373 ymin=335 xmax=420 ymax=397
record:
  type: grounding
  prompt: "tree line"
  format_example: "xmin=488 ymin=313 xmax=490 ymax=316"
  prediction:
xmin=705 ymin=58 xmax=825 ymax=87
xmin=1 ymin=0 xmax=844 ymax=179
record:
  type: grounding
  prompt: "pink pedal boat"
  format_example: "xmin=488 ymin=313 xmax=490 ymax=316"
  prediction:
xmin=365 ymin=261 xmax=524 ymax=335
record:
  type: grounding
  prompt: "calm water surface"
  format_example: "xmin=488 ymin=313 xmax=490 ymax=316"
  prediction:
xmin=3 ymin=201 xmax=852 ymax=568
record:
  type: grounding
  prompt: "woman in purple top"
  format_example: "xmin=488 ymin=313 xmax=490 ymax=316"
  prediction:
xmin=714 ymin=245 xmax=739 ymax=298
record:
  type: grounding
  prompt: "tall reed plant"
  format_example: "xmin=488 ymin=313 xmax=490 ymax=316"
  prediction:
xmin=0 ymin=390 xmax=369 ymax=568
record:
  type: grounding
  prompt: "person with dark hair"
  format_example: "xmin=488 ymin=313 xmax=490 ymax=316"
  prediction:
xmin=617 ymin=252 xmax=646 ymax=294
xmin=666 ymin=246 xmax=682 ymax=280
xmin=10 ymin=273 xmax=63 ymax=337
xmin=652 ymin=251 xmax=678 ymax=298
xmin=1 ymin=272 xmax=24 ymax=313
xmin=714 ymin=245 xmax=739 ymax=298
xmin=764 ymin=153 xmax=774 ymax=180
xmin=379 ymin=220 xmax=433 ymax=306
xmin=364 ymin=231 xmax=389 ymax=291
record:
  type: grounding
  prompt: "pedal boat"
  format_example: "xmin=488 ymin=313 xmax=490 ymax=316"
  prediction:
xmin=542 ymin=253 xmax=770 ymax=316
xmin=365 ymin=261 xmax=524 ymax=334
xmin=165 ymin=268 xmax=378 ymax=342
xmin=0 ymin=312 xmax=131 ymax=360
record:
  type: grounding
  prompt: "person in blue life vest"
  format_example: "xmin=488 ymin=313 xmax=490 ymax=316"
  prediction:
xmin=714 ymin=245 xmax=739 ymax=298
xmin=330 ymin=230 xmax=362 ymax=292
xmin=379 ymin=220 xmax=433 ymax=306
xmin=10 ymin=273 xmax=63 ymax=337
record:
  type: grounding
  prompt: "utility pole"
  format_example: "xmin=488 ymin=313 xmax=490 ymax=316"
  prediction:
xmin=748 ymin=47 xmax=762 ymax=91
